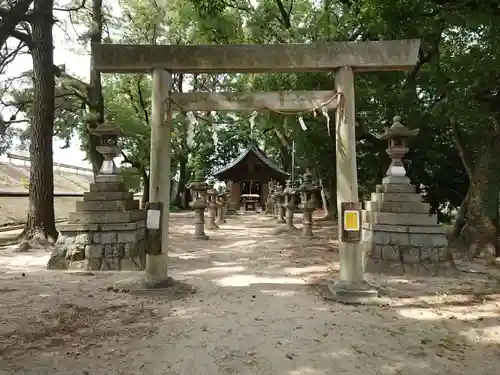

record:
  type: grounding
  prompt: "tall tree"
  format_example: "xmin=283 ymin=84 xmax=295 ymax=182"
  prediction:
xmin=86 ymin=0 xmax=104 ymax=174
xmin=21 ymin=0 xmax=57 ymax=244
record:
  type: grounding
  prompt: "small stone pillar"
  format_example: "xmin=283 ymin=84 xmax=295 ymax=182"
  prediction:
xmin=265 ymin=181 xmax=275 ymax=215
xmin=275 ymin=183 xmax=285 ymax=224
xmin=48 ymin=123 xmax=146 ymax=271
xmin=187 ymin=170 xmax=209 ymax=240
xmin=226 ymin=181 xmax=238 ymax=214
xmin=283 ymin=180 xmax=297 ymax=231
xmin=216 ymin=190 xmax=227 ymax=225
xmin=297 ymin=172 xmax=317 ymax=238
xmin=363 ymin=116 xmax=448 ymax=274
xmin=206 ymin=187 xmax=219 ymax=230
xmin=223 ymin=187 xmax=231 ymax=215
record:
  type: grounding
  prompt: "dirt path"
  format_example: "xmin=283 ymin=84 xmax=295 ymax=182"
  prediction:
xmin=0 ymin=212 xmax=499 ymax=374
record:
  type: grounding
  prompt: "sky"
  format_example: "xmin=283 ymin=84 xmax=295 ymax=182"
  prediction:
xmin=1 ymin=13 xmax=95 ymax=169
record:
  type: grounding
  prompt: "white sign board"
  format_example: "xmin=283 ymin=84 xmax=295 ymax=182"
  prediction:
xmin=146 ymin=209 xmax=161 ymax=229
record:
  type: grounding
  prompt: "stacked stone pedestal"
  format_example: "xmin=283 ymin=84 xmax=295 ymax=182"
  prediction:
xmin=51 ymin=179 xmax=147 ymax=271
xmin=363 ymin=182 xmax=449 ymax=275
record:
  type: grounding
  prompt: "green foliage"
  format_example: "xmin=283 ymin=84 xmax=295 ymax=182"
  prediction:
xmin=7 ymin=0 xmax=500 ymax=216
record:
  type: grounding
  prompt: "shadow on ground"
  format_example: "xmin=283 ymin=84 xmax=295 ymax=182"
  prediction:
xmin=0 ymin=211 xmax=498 ymax=374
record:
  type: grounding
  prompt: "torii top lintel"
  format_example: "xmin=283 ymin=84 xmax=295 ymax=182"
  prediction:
xmin=91 ymin=39 xmax=421 ymax=74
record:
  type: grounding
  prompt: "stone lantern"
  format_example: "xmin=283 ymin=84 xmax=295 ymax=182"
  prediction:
xmin=89 ymin=123 xmax=121 ymax=182
xmin=297 ymin=172 xmax=318 ymax=237
xmin=187 ymin=170 xmax=209 ymax=240
xmin=283 ymin=180 xmax=297 ymax=231
xmin=271 ymin=186 xmax=278 ymax=219
xmin=206 ymin=186 xmax=219 ymax=230
xmin=274 ymin=183 xmax=285 ymax=224
xmin=377 ymin=115 xmax=419 ymax=185
xmin=216 ymin=189 xmax=227 ymax=225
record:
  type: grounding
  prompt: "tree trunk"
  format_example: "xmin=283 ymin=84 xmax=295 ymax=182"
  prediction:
xmin=140 ymin=168 xmax=149 ymax=208
xmin=21 ymin=0 xmax=57 ymax=244
xmin=87 ymin=0 xmax=104 ymax=175
xmin=449 ymin=191 xmax=469 ymax=240
xmin=458 ymin=135 xmax=500 ymax=261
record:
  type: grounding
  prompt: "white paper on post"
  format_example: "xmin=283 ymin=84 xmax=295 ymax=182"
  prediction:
xmin=298 ymin=116 xmax=307 ymax=131
xmin=146 ymin=209 xmax=161 ymax=229
xmin=321 ymin=106 xmax=330 ymax=135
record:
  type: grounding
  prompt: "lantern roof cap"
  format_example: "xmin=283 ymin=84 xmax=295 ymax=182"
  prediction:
xmin=377 ymin=116 xmax=419 ymax=140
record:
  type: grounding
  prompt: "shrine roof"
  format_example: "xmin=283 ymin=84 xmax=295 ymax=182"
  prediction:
xmin=213 ymin=145 xmax=289 ymax=181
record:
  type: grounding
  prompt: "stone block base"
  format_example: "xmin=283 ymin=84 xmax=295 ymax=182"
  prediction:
xmin=49 ymin=222 xmax=146 ymax=271
xmin=362 ymin=182 xmax=451 ymax=275
xmin=363 ymin=242 xmax=454 ymax=276
xmin=48 ymin=178 xmax=148 ymax=271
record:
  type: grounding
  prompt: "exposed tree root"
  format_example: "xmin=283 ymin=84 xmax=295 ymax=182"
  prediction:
xmin=16 ymin=229 xmax=56 ymax=252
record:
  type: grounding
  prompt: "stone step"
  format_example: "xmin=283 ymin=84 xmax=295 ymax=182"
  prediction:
xmin=363 ymin=229 xmax=448 ymax=247
xmin=58 ymin=221 xmax=145 ymax=234
xmin=362 ymin=223 xmax=447 ymax=234
xmin=68 ymin=209 xmax=146 ymax=224
xmin=363 ymin=211 xmax=438 ymax=226
xmin=95 ymin=174 xmax=124 ymax=183
xmin=375 ymin=184 xmax=416 ymax=194
xmin=364 ymin=201 xmax=430 ymax=214
xmin=89 ymin=182 xmax=126 ymax=193
xmin=75 ymin=199 xmax=139 ymax=212
xmin=382 ymin=175 xmax=410 ymax=184
xmin=84 ymin=191 xmax=133 ymax=201
xmin=58 ymin=223 xmax=99 ymax=232
xmin=371 ymin=192 xmax=422 ymax=203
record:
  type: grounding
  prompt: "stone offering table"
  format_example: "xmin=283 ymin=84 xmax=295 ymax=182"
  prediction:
xmin=187 ymin=170 xmax=210 ymax=240
xmin=49 ymin=123 xmax=146 ymax=271
xmin=363 ymin=116 xmax=448 ymax=274
xmin=241 ymin=193 xmax=260 ymax=211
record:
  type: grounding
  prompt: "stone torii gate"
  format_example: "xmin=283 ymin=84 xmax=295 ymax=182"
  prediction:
xmin=92 ymin=39 xmax=420 ymax=302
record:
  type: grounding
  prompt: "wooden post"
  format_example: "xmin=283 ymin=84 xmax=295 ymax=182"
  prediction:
xmin=144 ymin=68 xmax=173 ymax=289
xmin=330 ymin=66 xmax=378 ymax=303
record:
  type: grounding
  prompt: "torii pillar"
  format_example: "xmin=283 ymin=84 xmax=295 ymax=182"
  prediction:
xmin=328 ymin=67 xmax=379 ymax=303
xmin=144 ymin=68 xmax=172 ymax=287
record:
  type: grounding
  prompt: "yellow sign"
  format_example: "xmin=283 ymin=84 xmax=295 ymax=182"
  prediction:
xmin=343 ymin=210 xmax=360 ymax=231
